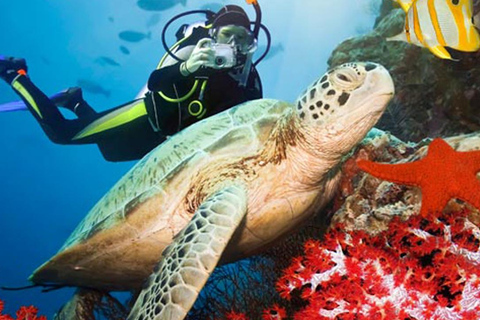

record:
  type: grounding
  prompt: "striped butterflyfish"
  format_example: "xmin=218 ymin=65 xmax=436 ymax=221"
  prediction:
xmin=388 ymin=0 xmax=480 ymax=60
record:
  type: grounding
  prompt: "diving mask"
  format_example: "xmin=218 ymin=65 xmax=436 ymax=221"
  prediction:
xmin=213 ymin=25 xmax=257 ymax=55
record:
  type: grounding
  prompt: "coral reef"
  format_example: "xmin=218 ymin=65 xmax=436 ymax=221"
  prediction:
xmin=213 ymin=129 xmax=480 ymax=319
xmin=0 ymin=299 xmax=46 ymax=320
xmin=327 ymin=0 xmax=480 ymax=142
xmin=187 ymin=257 xmax=280 ymax=320
xmin=357 ymin=138 xmax=480 ymax=217
xmin=215 ymin=203 xmax=480 ymax=319
xmin=301 ymin=129 xmax=480 ymax=317
xmin=224 ymin=304 xmax=286 ymax=320
xmin=276 ymin=208 xmax=480 ymax=319
xmin=335 ymin=130 xmax=480 ymax=232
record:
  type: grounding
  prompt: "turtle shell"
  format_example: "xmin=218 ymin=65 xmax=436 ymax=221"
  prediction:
xmin=30 ymin=98 xmax=294 ymax=290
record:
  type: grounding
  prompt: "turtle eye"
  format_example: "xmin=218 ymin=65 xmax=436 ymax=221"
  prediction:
xmin=337 ymin=73 xmax=351 ymax=82
xmin=332 ymin=68 xmax=363 ymax=90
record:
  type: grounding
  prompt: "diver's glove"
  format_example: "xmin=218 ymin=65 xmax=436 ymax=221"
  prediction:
xmin=180 ymin=38 xmax=216 ymax=76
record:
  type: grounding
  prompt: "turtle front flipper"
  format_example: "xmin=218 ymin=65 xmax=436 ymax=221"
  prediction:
xmin=127 ymin=184 xmax=248 ymax=320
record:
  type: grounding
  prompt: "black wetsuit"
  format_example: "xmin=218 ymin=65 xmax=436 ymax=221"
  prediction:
xmin=145 ymin=26 xmax=262 ymax=135
xmin=145 ymin=58 xmax=262 ymax=135
xmin=5 ymin=26 xmax=262 ymax=162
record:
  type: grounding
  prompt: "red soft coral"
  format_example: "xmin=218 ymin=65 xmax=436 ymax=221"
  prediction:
xmin=272 ymin=208 xmax=480 ymax=319
xmin=224 ymin=310 xmax=249 ymax=320
xmin=0 ymin=300 xmax=46 ymax=320
xmin=262 ymin=304 xmax=287 ymax=320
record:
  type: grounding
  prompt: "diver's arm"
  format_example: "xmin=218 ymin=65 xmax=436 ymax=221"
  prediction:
xmin=147 ymin=63 xmax=184 ymax=92
xmin=148 ymin=38 xmax=216 ymax=92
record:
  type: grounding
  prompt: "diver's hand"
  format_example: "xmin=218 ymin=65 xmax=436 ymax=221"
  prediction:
xmin=181 ymin=38 xmax=216 ymax=76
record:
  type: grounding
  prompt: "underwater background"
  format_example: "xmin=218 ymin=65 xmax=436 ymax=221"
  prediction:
xmin=0 ymin=0 xmax=380 ymax=317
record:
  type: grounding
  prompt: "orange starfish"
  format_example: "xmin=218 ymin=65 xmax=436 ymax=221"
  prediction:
xmin=356 ymin=138 xmax=480 ymax=217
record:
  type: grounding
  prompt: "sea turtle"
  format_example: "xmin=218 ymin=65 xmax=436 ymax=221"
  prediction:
xmin=30 ymin=62 xmax=394 ymax=319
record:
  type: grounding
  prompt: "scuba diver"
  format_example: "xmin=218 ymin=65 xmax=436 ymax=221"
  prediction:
xmin=0 ymin=1 xmax=271 ymax=162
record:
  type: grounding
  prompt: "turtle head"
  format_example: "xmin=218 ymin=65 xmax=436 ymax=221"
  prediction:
xmin=295 ymin=62 xmax=394 ymax=156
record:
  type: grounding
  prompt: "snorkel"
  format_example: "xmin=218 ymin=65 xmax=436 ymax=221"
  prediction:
xmin=247 ymin=0 xmax=261 ymax=40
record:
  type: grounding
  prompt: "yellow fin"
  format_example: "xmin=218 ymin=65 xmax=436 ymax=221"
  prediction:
xmin=393 ymin=0 xmax=415 ymax=13
xmin=460 ymin=26 xmax=480 ymax=52
xmin=428 ymin=45 xmax=455 ymax=60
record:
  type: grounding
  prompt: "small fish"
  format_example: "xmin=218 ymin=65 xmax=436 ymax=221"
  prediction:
xmin=388 ymin=0 xmax=480 ymax=60
xmin=77 ymin=79 xmax=110 ymax=97
xmin=95 ymin=56 xmax=121 ymax=67
xmin=120 ymin=46 xmax=131 ymax=55
xmin=137 ymin=0 xmax=186 ymax=12
xmin=146 ymin=13 xmax=161 ymax=28
xmin=119 ymin=30 xmax=151 ymax=43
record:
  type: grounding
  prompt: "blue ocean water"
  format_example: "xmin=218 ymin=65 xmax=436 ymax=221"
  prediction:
xmin=0 ymin=0 xmax=377 ymax=317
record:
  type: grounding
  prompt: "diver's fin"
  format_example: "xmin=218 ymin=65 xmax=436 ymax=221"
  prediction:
xmin=393 ymin=0 xmax=414 ymax=13
xmin=0 ymin=88 xmax=83 ymax=113
xmin=0 ymin=100 xmax=28 ymax=112
xmin=428 ymin=45 xmax=455 ymax=60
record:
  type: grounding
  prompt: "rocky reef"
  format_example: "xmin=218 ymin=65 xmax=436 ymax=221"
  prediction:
xmin=334 ymin=129 xmax=480 ymax=233
xmin=328 ymin=0 xmax=480 ymax=143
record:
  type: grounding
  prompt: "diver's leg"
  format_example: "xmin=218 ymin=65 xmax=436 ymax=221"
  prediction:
xmin=0 ymin=56 xmax=94 ymax=119
xmin=74 ymin=98 xmax=167 ymax=161
xmin=3 ymin=75 xmax=83 ymax=144
xmin=51 ymin=87 xmax=96 ymax=118
xmin=0 ymin=57 xmax=101 ymax=144
xmin=0 ymin=56 xmax=76 ymax=142
xmin=0 ymin=56 xmax=63 ymax=123
xmin=2 ymin=74 xmax=163 ymax=160
xmin=28 ymin=97 xmax=157 ymax=149
xmin=1 ymin=58 xmax=164 ymax=160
